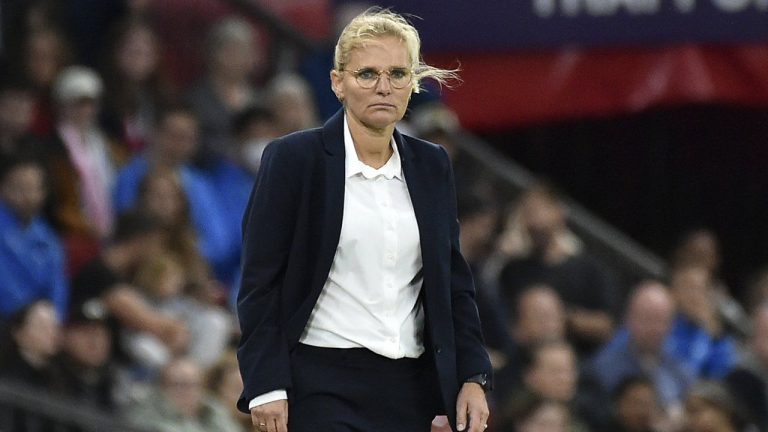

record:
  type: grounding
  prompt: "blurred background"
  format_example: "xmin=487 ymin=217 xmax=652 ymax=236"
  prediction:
xmin=1 ymin=1 xmax=768 ymax=431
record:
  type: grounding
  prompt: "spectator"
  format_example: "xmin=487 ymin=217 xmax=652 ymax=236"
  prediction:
xmin=519 ymin=340 xmax=591 ymax=432
xmin=683 ymin=381 xmax=754 ymax=432
xmin=582 ymin=281 xmax=692 ymax=430
xmin=128 ymin=357 xmax=244 ymax=432
xmin=207 ymin=350 xmax=252 ymax=431
xmin=264 ymin=73 xmax=319 ymax=136
xmin=668 ymin=264 xmax=737 ymax=379
xmin=232 ymin=102 xmax=278 ymax=175
xmin=0 ymin=156 xmax=68 ymax=319
xmin=513 ymin=285 xmax=568 ymax=349
xmin=135 ymin=167 xmax=213 ymax=290
xmin=69 ymin=210 xmax=189 ymax=368
xmin=101 ymin=17 xmax=173 ymax=154
xmin=498 ymin=183 xmax=617 ymax=356
xmin=112 ymin=105 xmax=236 ymax=282
xmin=605 ymin=376 xmax=662 ymax=432
xmin=0 ymin=300 xmax=62 ymax=388
xmin=0 ymin=299 xmax=63 ymax=431
xmin=726 ymin=303 xmax=768 ymax=431
xmin=20 ymin=27 xmax=73 ymax=137
xmin=409 ymin=102 xmax=491 ymax=203
xmin=45 ymin=65 xmax=127 ymax=273
xmin=458 ymin=195 xmax=510 ymax=367
xmin=57 ymin=295 xmax=117 ymax=411
xmin=493 ymin=284 xmax=568 ymax=398
xmin=499 ymin=392 xmax=570 ymax=432
xmin=186 ymin=16 xmax=261 ymax=165
xmin=671 ymin=229 xmax=749 ymax=337
xmin=126 ymin=252 xmax=231 ymax=371
xmin=0 ymin=78 xmax=38 ymax=158
xmin=198 ymin=104 xmax=279 ymax=287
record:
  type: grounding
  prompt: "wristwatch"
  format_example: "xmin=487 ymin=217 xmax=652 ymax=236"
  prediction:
xmin=464 ymin=373 xmax=490 ymax=393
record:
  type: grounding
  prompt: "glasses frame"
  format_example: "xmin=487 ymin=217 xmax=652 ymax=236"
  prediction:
xmin=344 ymin=66 xmax=414 ymax=90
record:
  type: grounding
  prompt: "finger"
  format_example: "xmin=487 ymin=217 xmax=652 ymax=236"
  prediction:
xmin=468 ymin=406 xmax=489 ymax=432
xmin=277 ymin=406 xmax=288 ymax=432
xmin=456 ymin=398 xmax=468 ymax=431
xmin=277 ymin=416 xmax=288 ymax=432
xmin=251 ymin=415 xmax=267 ymax=431
xmin=267 ymin=417 xmax=278 ymax=432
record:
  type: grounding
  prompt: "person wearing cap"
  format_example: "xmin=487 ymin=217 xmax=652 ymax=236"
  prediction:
xmin=43 ymin=65 xmax=127 ymax=274
xmin=56 ymin=296 xmax=117 ymax=411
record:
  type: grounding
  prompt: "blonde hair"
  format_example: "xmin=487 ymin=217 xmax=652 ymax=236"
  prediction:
xmin=333 ymin=7 xmax=458 ymax=93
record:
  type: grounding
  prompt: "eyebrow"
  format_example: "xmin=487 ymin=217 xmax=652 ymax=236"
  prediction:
xmin=352 ymin=65 xmax=411 ymax=71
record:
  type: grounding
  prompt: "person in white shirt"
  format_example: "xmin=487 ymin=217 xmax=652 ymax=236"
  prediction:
xmin=237 ymin=8 xmax=491 ymax=432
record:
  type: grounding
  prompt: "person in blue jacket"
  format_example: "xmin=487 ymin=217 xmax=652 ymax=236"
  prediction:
xmin=0 ymin=155 xmax=68 ymax=320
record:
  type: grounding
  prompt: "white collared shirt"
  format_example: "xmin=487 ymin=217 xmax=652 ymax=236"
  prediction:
xmin=249 ymin=116 xmax=425 ymax=409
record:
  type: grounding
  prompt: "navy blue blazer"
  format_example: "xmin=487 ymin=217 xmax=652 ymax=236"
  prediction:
xmin=236 ymin=109 xmax=491 ymax=427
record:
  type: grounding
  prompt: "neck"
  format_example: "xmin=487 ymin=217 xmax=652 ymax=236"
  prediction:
xmin=346 ymin=111 xmax=394 ymax=169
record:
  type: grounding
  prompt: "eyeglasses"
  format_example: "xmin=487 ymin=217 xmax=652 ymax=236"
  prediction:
xmin=345 ymin=67 xmax=413 ymax=89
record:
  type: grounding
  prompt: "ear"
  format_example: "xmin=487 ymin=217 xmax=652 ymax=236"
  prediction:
xmin=330 ymin=69 xmax=344 ymax=102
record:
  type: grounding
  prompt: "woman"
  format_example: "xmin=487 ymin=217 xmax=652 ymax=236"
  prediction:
xmin=237 ymin=8 xmax=491 ymax=432
xmin=0 ymin=300 xmax=61 ymax=388
xmin=102 ymin=17 xmax=173 ymax=154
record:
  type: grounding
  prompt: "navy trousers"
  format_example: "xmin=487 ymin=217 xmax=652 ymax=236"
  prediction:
xmin=287 ymin=343 xmax=444 ymax=432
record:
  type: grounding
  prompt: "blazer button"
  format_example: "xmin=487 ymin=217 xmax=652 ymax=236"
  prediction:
xmin=434 ymin=345 xmax=443 ymax=354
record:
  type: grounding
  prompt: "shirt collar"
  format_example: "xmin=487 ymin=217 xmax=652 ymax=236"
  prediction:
xmin=343 ymin=115 xmax=403 ymax=180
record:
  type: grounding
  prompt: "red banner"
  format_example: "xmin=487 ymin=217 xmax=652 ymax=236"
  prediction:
xmin=428 ymin=44 xmax=768 ymax=131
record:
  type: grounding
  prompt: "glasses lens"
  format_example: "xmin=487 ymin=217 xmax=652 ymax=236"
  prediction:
xmin=354 ymin=68 xmax=378 ymax=89
xmin=389 ymin=69 xmax=411 ymax=89
xmin=352 ymin=68 xmax=411 ymax=89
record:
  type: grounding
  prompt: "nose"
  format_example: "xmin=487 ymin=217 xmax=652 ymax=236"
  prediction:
xmin=375 ymin=73 xmax=392 ymax=95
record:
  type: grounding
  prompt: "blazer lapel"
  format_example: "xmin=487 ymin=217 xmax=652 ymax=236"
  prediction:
xmin=316 ymin=110 xmax=346 ymax=290
xmin=396 ymin=130 xmax=439 ymax=287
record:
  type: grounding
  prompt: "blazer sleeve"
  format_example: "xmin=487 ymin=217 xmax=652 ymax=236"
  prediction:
xmin=442 ymin=147 xmax=493 ymax=387
xmin=236 ymin=139 xmax=300 ymax=412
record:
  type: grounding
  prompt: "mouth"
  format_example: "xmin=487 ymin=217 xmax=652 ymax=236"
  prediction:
xmin=369 ymin=103 xmax=397 ymax=109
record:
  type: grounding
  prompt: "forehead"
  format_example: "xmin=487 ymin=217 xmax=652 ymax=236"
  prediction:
xmin=347 ymin=36 xmax=410 ymax=68
xmin=4 ymin=164 xmax=44 ymax=183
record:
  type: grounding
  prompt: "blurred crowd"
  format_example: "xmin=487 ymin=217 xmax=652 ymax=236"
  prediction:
xmin=0 ymin=2 xmax=767 ymax=432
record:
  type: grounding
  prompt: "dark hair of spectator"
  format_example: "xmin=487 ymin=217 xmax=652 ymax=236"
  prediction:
xmin=0 ymin=154 xmax=46 ymax=186
xmin=0 ymin=69 xmax=35 ymax=95
xmin=498 ymin=390 xmax=565 ymax=431
xmin=233 ymin=103 xmax=274 ymax=137
xmin=611 ymin=374 xmax=654 ymax=401
xmin=519 ymin=338 xmax=571 ymax=373
xmin=457 ymin=194 xmax=494 ymax=221
xmin=101 ymin=17 xmax=172 ymax=117
xmin=156 ymin=103 xmax=198 ymax=128
xmin=112 ymin=210 xmax=161 ymax=244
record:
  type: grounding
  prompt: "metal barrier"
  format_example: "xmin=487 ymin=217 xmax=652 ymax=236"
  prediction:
xmin=0 ymin=380 xmax=150 ymax=432
xmin=457 ymin=131 xmax=667 ymax=284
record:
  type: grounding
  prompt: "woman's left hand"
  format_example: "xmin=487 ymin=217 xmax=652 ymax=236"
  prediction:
xmin=455 ymin=382 xmax=489 ymax=432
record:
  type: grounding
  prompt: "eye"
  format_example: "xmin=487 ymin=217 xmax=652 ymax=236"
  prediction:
xmin=389 ymin=68 xmax=409 ymax=79
xmin=355 ymin=68 xmax=378 ymax=80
